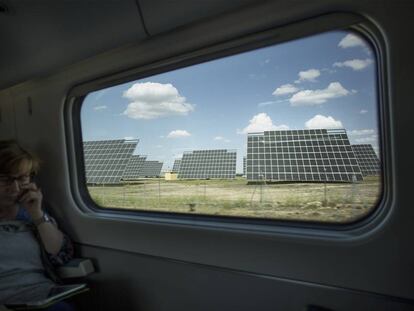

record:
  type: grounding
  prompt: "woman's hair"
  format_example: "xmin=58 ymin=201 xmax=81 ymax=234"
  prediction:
xmin=0 ymin=140 xmax=40 ymax=175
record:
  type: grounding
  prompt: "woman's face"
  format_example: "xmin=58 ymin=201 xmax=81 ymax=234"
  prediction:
xmin=0 ymin=160 xmax=32 ymax=207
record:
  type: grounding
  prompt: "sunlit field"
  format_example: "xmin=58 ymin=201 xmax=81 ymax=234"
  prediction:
xmin=87 ymin=176 xmax=381 ymax=223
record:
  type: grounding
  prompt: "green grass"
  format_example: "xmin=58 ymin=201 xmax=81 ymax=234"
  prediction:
xmin=87 ymin=176 xmax=382 ymax=223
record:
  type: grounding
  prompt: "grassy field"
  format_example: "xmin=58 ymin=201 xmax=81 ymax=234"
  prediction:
xmin=88 ymin=176 xmax=381 ymax=223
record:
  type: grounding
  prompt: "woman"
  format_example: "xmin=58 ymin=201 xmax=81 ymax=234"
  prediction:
xmin=0 ymin=140 xmax=74 ymax=310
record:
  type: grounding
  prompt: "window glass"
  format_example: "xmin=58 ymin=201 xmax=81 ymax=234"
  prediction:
xmin=80 ymin=30 xmax=382 ymax=223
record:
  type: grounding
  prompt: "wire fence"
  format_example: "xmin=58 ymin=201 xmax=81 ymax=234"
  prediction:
xmin=88 ymin=177 xmax=380 ymax=220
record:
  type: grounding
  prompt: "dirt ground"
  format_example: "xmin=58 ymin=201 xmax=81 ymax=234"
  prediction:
xmin=88 ymin=176 xmax=382 ymax=223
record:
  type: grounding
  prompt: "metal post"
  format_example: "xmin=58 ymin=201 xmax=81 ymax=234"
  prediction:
xmin=323 ymin=168 xmax=327 ymax=207
xmin=102 ymin=183 xmax=105 ymax=206
xmin=259 ymin=171 xmax=263 ymax=204
xmin=351 ymin=174 xmax=357 ymax=206
xmin=143 ymin=182 xmax=146 ymax=206
xmin=122 ymin=183 xmax=125 ymax=207
xmin=158 ymin=178 xmax=161 ymax=206
xmin=250 ymin=183 xmax=257 ymax=206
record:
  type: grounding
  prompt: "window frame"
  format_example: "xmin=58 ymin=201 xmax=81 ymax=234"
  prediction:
xmin=64 ymin=12 xmax=391 ymax=239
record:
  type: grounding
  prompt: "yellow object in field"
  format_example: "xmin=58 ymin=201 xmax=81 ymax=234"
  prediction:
xmin=165 ymin=172 xmax=178 ymax=181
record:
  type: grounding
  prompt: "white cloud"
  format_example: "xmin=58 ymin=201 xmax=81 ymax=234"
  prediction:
xmin=93 ymin=105 xmax=107 ymax=111
xmin=258 ymin=101 xmax=275 ymax=107
xmin=333 ymin=58 xmax=373 ymax=71
xmin=289 ymin=82 xmax=350 ymax=106
xmin=321 ymin=67 xmax=337 ymax=74
xmin=239 ymin=113 xmax=289 ymax=134
xmin=348 ymin=129 xmax=378 ymax=148
xmin=338 ymin=34 xmax=366 ymax=49
xmin=354 ymin=135 xmax=378 ymax=143
xmin=167 ymin=130 xmax=191 ymax=138
xmin=272 ymin=84 xmax=299 ymax=96
xmin=258 ymin=99 xmax=288 ymax=107
xmin=348 ymin=129 xmax=375 ymax=136
xmin=214 ymin=136 xmax=230 ymax=142
xmin=305 ymin=115 xmax=343 ymax=129
xmin=123 ymin=82 xmax=194 ymax=119
xmin=360 ymin=109 xmax=368 ymax=114
xmin=295 ymin=69 xmax=320 ymax=83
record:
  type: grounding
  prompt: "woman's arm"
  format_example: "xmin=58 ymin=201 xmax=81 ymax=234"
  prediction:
xmin=33 ymin=214 xmax=64 ymax=255
xmin=19 ymin=183 xmax=65 ymax=255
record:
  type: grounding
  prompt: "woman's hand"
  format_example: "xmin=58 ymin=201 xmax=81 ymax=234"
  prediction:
xmin=18 ymin=183 xmax=65 ymax=255
xmin=18 ymin=183 xmax=43 ymax=220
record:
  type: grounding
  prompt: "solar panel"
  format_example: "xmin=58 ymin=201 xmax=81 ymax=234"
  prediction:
xmin=83 ymin=139 xmax=138 ymax=184
xmin=172 ymin=159 xmax=181 ymax=173
xmin=351 ymin=144 xmax=380 ymax=176
xmin=178 ymin=149 xmax=237 ymax=179
xmin=122 ymin=155 xmax=147 ymax=180
xmin=138 ymin=161 xmax=163 ymax=177
xmin=246 ymin=129 xmax=363 ymax=182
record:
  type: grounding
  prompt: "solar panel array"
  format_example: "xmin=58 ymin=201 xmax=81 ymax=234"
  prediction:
xmin=172 ymin=159 xmax=181 ymax=173
xmin=138 ymin=161 xmax=163 ymax=177
xmin=246 ymin=129 xmax=363 ymax=182
xmin=122 ymin=155 xmax=147 ymax=180
xmin=178 ymin=149 xmax=237 ymax=179
xmin=351 ymin=144 xmax=380 ymax=176
xmin=83 ymin=139 xmax=138 ymax=184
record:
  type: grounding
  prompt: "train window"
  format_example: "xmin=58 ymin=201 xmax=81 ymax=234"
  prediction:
xmin=79 ymin=30 xmax=382 ymax=224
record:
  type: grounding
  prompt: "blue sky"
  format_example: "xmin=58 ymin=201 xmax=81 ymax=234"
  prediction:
xmin=81 ymin=30 xmax=378 ymax=173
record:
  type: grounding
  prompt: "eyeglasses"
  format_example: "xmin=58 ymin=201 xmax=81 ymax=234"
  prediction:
xmin=0 ymin=174 xmax=32 ymax=187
